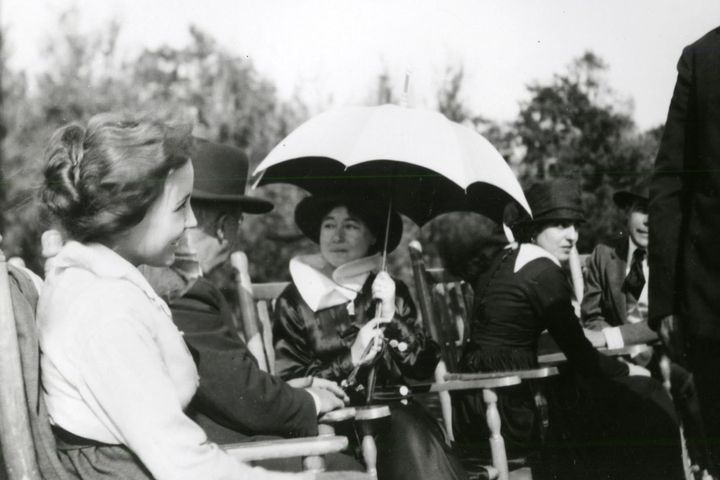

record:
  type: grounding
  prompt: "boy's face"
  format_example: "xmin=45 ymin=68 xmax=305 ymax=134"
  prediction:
xmin=627 ymin=201 xmax=649 ymax=249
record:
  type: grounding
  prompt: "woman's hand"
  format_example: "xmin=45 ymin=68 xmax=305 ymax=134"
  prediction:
xmin=372 ymin=271 xmax=396 ymax=320
xmin=583 ymin=328 xmax=607 ymax=348
xmin=350 ymin=318 xmax=391 ymax=366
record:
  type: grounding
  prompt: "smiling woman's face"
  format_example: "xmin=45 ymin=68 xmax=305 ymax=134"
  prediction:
xmin=319 ymin=205 xmax=377 ymax=268
xmin=112 ymin=160 xmax=197 ymax=267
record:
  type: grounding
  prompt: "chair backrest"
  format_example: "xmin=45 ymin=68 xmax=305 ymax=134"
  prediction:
xmin=0 ymin=240 xmax=73 ymax=480
xmin=408 ymin=240 xmax=471 ymax=371
xmin=0 ymin=247 xmax=41 ymax=480
xmin=231 ymin=252 xmax=289 ymax=375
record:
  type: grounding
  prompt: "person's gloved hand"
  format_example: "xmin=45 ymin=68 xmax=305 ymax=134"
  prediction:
xmin=350 ymin=318 xmax=390 ymax=366
xmin=371 ymin=271 xmax=396 ymax=320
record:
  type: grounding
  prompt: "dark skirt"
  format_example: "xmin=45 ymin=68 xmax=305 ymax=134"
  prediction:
xmin=52 ymin=427 xmax=153 ymax=480
xmin=336 ymin=400 xmax=468 ymax=480
xmin=453 ymin=344 xmax=686 ymax=480
xmin=452 ymin=368 xmax=686 ymax=480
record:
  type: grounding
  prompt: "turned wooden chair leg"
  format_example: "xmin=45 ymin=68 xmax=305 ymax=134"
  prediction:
xmin=360 ymin=431 xmax=378 ymax=480
xmin=483 ymin=387 xmax=510 ymax=480
xmin=354 ymin=405 xmax=391 ymax=480
xmin=302 ymin=454 xmax=326 ymax=473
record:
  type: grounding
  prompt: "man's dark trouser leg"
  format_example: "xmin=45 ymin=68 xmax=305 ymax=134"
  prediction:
xmin=687 ymin=336 xmax=720 ymax=476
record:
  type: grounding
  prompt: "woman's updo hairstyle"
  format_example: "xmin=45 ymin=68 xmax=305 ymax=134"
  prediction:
xmin=42 ymin=112 xmax=193 ymax=242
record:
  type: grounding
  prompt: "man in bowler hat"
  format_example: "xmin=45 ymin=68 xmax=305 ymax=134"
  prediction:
xmin=141 ymin=140 xmax=358 ymax=472
xmin=650 ymin=26 xmax=720 ymax=475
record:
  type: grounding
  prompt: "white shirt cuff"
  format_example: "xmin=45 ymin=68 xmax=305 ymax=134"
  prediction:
xmin=603 ymin=327 xmax=625 ymax=350
xmin=306 ymin=388 xmax=321 ymax=415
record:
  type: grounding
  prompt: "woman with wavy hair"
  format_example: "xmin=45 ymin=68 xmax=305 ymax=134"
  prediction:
xmin=38 ymin=113 xmax=307 ymax=480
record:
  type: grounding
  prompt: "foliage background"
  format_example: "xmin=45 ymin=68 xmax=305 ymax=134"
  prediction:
xmin=0 ymin=14 xmax=662 ymax=290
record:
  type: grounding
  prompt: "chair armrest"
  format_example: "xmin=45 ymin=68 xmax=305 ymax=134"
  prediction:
xmin=315 ymin=473 xmax=374 ymax=480
xmin=444 ymin=366 xmax=559 ymax=382
xmin=319 ymin=407 xmax=357 ymax=425
xmin=538 ymin=344 xmax=652 ymax=365
xmin=223 ymin=435 xmax=348 ymax=462
xmin=600 ymin=344 xmax=652 ymax=357
xmin=431 ymin=375 xmax=522 ymax=392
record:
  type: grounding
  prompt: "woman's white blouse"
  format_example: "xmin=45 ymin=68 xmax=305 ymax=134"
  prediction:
xmin=38 ymin=242 xmax=284 ymax=480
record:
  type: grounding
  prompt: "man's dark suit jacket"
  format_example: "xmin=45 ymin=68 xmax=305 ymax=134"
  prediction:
xmin=581 ymin=240 xmax=658 ymax=346
xmin=650 ymin=27 xmax=720 ymax=340
xmin=171 ymin=278 xmax=318 ymax=444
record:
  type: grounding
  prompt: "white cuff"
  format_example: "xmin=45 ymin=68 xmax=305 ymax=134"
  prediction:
xmin=603 ymin=327 xmax=625 ymax=350
xmin=306 ymin=388 xmax=322 ymax=415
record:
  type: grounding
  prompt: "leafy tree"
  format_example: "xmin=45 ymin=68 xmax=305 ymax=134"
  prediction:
xmin=0 ymin=14 xmax=308 ymax=280
xmin=514 ymin=51 xmax=660 ymax=251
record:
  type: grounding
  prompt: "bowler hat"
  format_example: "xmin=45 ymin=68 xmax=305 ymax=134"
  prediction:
xmin=294 ymin=194 xmax=403 ymax=254
xmin=191 ymin=139 xmax=273 ymax=214
xmin=613 ymin=178 xmax=649 ymax=209
xmin=521 ymin=178 xmax=585 ymax=225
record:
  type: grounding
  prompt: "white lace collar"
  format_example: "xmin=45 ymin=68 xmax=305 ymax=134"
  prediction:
xmin=289 ymin=253 xmax=381 ymax=312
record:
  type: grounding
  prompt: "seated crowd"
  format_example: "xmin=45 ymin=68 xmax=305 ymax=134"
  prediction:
xmin=0 ymin=112 xmax=713 ymax=480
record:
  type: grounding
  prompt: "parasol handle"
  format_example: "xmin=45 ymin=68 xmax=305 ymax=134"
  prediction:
xmin=380 ymin=198 xmax=393 ymax=272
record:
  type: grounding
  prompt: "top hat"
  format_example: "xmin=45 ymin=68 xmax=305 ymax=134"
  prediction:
xmin=613 ymin=178 xmax=650 ymax=210
xmin=294 ymin=193 xmax=403 ymax=254
xmin=191 ymin=139 xmax=273 ymax=214
xmin=521 ymin=178 xmax=585 ymax=225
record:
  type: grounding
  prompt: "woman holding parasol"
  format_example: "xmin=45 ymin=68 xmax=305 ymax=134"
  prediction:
xmin=272 ymin=192 xmax=467 ymax=480
xmin=255 ymin=103 xmax=531 ymax=480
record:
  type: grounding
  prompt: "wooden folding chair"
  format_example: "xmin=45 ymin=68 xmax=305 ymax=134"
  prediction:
xmin=408 ymin=240 xmax=560 ymax=480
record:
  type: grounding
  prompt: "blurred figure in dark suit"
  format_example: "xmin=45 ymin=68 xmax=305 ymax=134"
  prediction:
xmin=649 ymin=26 xmax=720 ymax=476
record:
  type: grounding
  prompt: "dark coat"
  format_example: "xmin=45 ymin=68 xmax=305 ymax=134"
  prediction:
xmin=581 ymin=240 xmax=658 ymax=345
xmin=272 ymin=274 xmax=440 ymax=389
xmin=650 ymin=27 xmax=720 ymax=340
xmin=170 ymin=278 xmax=318 ymax=443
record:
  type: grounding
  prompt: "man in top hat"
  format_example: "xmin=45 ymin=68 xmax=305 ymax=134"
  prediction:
xmin=581 ymin=181 xmax=707 ymax=471
xmin=141 ymin=140 xmax=358 ymax=471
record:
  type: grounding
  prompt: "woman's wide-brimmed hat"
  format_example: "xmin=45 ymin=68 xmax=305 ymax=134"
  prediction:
xmin=294 ymin=193 xmax=403 ymax=254
xmin=613 ymin=178 xmax=649 ymax=210
xmin=519 ymin=178 xmax=585 ymax=226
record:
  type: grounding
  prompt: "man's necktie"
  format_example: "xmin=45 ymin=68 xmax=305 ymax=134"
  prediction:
xmin=623 ymin=248 xmax=646 ymax=299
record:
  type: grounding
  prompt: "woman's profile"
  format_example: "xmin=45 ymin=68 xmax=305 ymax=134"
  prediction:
xmin=38 ymin=113 xmax=307 ymax=480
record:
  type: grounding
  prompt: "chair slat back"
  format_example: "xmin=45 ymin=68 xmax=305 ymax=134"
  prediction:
xmin=231 ymin=252 xmax=289 ymax=375
xmin=408 ymin=241 xmax=470 ymax=371
xmin=0 ymin=247 xmax=42 ymax=480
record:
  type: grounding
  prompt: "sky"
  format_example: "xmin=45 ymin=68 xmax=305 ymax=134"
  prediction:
xmin=2 ymin=0 xmax=720 ymax=130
